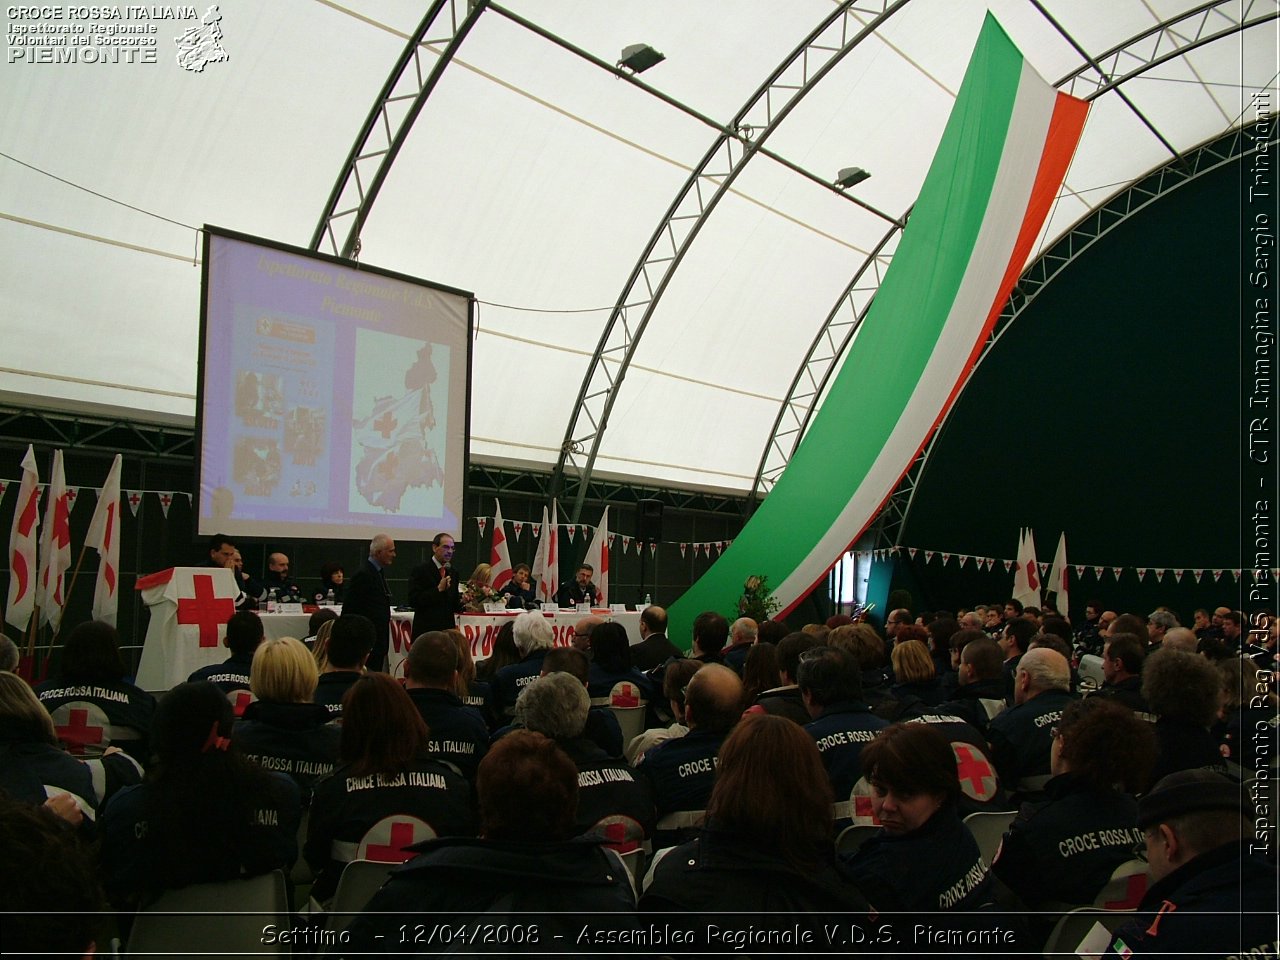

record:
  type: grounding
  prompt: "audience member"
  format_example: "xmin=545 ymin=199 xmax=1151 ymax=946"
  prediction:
xmin=627 ymin=658 xmax=702 ymax=765
xmin=1215 ymin=657 xmax=1279 ymax=770
xmin=311 ymin=618 xmax=337 ymax=673
xmin=1161 ymin=626 xmax=1197 ymax=654
xmin=1106 ymin=770 xmax=1276 ymax=956
xmin=757 ymin=619 xmax=790 ymax=647
xmin=933 ymin=637 xmax=1008 ymax=735
xmin=987 ymin=647 xmax=1074 ymax=799
xmin=100 ymin=681 xmax=299 ymax=908
xmin=752 ymin=632 xmax=820 ymax=724
xmin=637 ymin=663 xmax=741 ymax=842
xmin=690 ymin=611 xmax=729 ymax=664
xmin=303 ymin=607 xmax=339 ymax=648
xmin=474 ymin=620 xmax=520 ymax=680
xmin=999 ymin=617 xmax=1036 ymax=706
xmin=231 ymin=636 xmax=340 ymax=805
xmin=631 ymin=605 xmax=682 ymax=670
xmin=842 ymin=723 xmax=993 ymax=913
xmin=304 ymin=674 xmax=473 ymax=903
xmin=36 ymin=620 xmax=154 ymax=763
xmin=740 ymin=641 xmax=780 ymax=708
xmin=642 ymin=714 xmax=872 ymax=915
xmin=889 ymin=638 xmax=942 ymax=712
xmin=992 ymin=698 xmax=1154 ymax=908
xmin=187 ymin=609 xmax=263 ymax=716
xmin=0 ymin=790 xmax=104 ymax=958
xmin=312 ymin=615 xmax=373 ymax=719
xmin=925 ymin=617 xmax=960 ymax=679
xmin=722 ymin=617 xmax=757 ymax=675
xmin=517 ymin=672 xmax=654 ymax=847
xmin=586 ymin=621 xmax=654 ymax=702
xmin=443 ymin=627 xmax=496 ymax=728
xmin=798 ymin=646 xmax=889 ymax=815
xmin=1142 ymin=648 xmax=1228 ymax=782
xmin=343 ymin=731 xmax=634 ymax=948
xmin=403 ymin=631 xmax=489 ymax=780
xmin=1088 ymin=633 xmax=1149 ymax=715
xmin=0 ymin=635 xmax=20 ymax=673
xmin=491 ymin=610 xmax=555 ymax=718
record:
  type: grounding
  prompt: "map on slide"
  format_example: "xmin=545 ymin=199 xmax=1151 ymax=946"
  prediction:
xmin=351 ymin=339 xmax=448 ymax=513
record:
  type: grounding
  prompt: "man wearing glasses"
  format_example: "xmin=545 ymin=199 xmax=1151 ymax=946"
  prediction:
xmin=409 ymin=533 xmax=463 ymax=639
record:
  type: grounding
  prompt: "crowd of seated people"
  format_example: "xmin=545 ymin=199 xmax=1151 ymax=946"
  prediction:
xmin=1 ymin=589 xmax=1275 ymax=958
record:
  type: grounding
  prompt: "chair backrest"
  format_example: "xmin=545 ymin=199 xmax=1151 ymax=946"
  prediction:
xmin=1042 ymin=906 xmax=1134 ymax=957
xmin=1094 ymin=859 xmax=1149 ymax=910
xmin=1077 ymin=654 xmax=1105 ymax=688
xmin=326 ymin=860 xmax=395 ymax=932
xmin=835 ymin=824 xmax=881 ymax=855
xmin=290 ymin=808 xmax=313 ymax=887
xmin=962 ymin=809 xmax=1017 ymax=865
xmin=126 ymin=870 xmax=289 ymax=959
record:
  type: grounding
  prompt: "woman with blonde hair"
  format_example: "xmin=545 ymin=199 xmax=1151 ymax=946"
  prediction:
xmin=460 ymin=563 xmax=500 ymax=612
xmin=889 ymin=638 xmax=942 ymax=709
xmin=230 ymin=636 xmax=340 ymax=805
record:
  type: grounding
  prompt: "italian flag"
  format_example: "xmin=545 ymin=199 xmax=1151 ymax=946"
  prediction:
xmin=668 ymin=15 xmax=1088 ymax=641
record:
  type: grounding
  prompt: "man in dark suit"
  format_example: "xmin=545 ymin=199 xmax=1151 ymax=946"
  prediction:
xmin=342 ymin=533 xmax=396 ymax=672
xmin=631 ymin=605 xmax=682 ymax=670
xmin=408 ymin=533 xmax=462 ymax=639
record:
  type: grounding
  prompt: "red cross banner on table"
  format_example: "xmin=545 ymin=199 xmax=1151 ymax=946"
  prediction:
xmin=134 ymin=566 xmax=239 ymax=689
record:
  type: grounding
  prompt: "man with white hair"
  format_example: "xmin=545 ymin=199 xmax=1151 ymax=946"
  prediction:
xmin=1146 ymin=609 xmax=1179 ymax=648
xmin=721 ymin=617 xmax=757 ymax=675
xmin=491 ymin=610 xmax=555 ymax=718
xmin=986 ymin=647 xmax=1074 ymax=800
xmin=342 ymin=533 xmax=396 ymax=671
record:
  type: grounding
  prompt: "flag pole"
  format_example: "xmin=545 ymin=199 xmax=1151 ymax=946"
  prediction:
xmin=62 ymin=542 xmax=92 ymax=616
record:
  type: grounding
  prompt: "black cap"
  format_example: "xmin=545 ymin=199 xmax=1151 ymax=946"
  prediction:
xmin=1136 ymin=769 xmax=1243 ymax=829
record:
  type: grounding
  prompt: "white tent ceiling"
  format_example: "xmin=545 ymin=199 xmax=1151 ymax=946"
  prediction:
xmin=2 ymin=0 xmax=1275 ymax=495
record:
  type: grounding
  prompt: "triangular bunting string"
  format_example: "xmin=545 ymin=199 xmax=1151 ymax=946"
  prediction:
xmin=649 ymin=542 xmax=656 ymax=557
xmin=513 ymin=521 xmax=523 ymax=541
xmin=64 ymin=487 xmax=79 ymax=513
xmin=124 ymin=490 xmax=142 ymax=516
xmin=158 ymin=492 xmax=174 ymax=518
xmin=679 ymin=543 xmax=687 ymax=558
xmin=477 ymin=517 xmax=487 ymax=536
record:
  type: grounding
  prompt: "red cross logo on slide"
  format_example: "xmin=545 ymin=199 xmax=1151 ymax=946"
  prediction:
xmin=55 ymin=706 xmax=105 ymax=756
xmin=373 ymin=411 xmax=397 ymax=439
xmin=178 ymin=574 xmax=235 ymax=647
xmin=360 ymin=816 xmax=434 ymax=863
xmin=952 ymin=742 xmax=998 ymax=801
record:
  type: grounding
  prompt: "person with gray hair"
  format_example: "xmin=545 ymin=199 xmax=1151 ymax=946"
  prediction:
xmin=987 ymin=647 xmax=1074 ymax=800
xmin=492 ymin=610 xmax=555 ymax=718
xmin=515 ymin=673 xmax=655 ymax=846
xmin=0 ymin=636 xmax=19 ymax=673
xmin=1146 ymin=609 xmax=1179 ymax=648
xmin=1161 ymin=626 xmax=1197 ymax=654
xmin=722 ymin=617 xmax=758 ymax=675
xmin=341 ymin=532 xmax=397 ymax=671
xmin=1142 ymin=648 xmax=1228 ymax=783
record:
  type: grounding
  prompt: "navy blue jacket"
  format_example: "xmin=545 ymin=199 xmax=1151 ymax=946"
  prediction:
xmin=491 ymin=649 xmax=549 ymax=718
xmin=1107 ymin=842 xmax=1278 ymax=957
xmin=35 ymin=677 xmax=155 ymax=764
xmin=636 ymin=727 xmax=726 ymax=819
xmin=313 ymin=670 xmax=362 ymax=719
xmin=804 ymin=700 xmax=890 ymax=801
xmin=987 ymin=688 xmax=1075 ymax=796
xmin=231 ymin=700 xmax=340 ymax=806
xmin=406 ymin=686 xmax=490 ymax=780
xmin=187 ymin=652 xmax=253 ymax=695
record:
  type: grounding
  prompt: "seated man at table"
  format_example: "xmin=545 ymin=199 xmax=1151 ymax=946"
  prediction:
xmin=205 ymin=534 xmax=264 ymax=610
xmin=557 ymin=564 xmax=599 ymax=608
xmin=263 ymin=552 xmax=301 ymax=601
xmin=188 ymin=610 xmax=263 ymax=716
xmin=314 ymin=616 xmax=374 ymax=719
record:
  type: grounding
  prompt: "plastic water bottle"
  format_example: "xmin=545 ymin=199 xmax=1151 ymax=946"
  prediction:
xmin=644 ymin=593 xmax=652 ymax=608
xmin=325 ymin=588 xmax=335 ymax=606
xmin=266 ymin=587 xmax=278 ymax=613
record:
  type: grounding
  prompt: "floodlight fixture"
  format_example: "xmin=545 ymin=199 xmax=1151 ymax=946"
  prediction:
xmin=835 ymin=166 xmax=871 ymax=189
xmin=618 ymin=43 xmax=665 ymax=74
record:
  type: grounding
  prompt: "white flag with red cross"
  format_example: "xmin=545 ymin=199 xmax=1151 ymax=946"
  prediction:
xmin=134 ymin=566 xmax=239 ymax=689
xmin=5 ymin=445 xmax=40 ymax=631
xmin=582 ymin=506 xmax=609 ymax=605
xmin=1046 ymin=532 xmax=1069 ymax=621
xmin=1012 ymin=527 xmax=1040 ymax=609
xmin=489 ymin=499 xmax=513 ymax=591
xmin=36 ymin=450 xmax=72 ymax=632
xmin=533 ymin=501 xmax=558 ymax=603
xmin=85 ymin=456 xmax=123 ymax=627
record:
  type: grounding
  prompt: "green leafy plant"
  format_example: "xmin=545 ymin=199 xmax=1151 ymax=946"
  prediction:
xmin=737 ymin=574 xmax=781 ymax=622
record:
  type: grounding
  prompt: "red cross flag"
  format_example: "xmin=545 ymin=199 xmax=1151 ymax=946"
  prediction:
xmin=581 ymin=506 xmax=609 ymax=605
xmin=489 ymin=499 xmax=513 ymax=591
xmin=84 ymin=456 xmax=123 ymax=627
xmin=134 ymin=565 xmax=239 ymax=689
xmin=37 ymin=450 xmax=72 ymax=632
xmin=533 ymin=500 xmax=558 ymax=604
xmin=5 ymin=445 xmax=40 ymax=631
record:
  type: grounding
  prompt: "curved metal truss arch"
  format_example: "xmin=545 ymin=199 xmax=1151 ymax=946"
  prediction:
xmin=747 ymin=5 xmax=1274 ymax=507
xmin=547 ymin=0 xmax=911 ymax=521
xmin=871 ymin=116 xmax=1276 ymax=550
xmin=309 ymin=0 xmax=489 ymax=258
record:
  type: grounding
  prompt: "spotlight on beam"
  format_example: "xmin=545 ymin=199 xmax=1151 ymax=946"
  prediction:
xmin=835 ymin=166 xmax=871 ymax=190
xmin=618 ymin=43 xmax=665 ymax=74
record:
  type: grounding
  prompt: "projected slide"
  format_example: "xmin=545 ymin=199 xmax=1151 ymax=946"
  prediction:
xmin=197 ymin=229 xmax=471 ymax=542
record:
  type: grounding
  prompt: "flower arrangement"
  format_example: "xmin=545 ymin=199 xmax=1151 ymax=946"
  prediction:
xmin=737 ymin=574 xmax=781 ymax=622
xmin=461 ymin=580 xmax=503 ymax=611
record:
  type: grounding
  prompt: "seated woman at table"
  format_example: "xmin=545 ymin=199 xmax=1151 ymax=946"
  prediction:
xmin=231 ymin=636 xmax=340 ymax=806
xmin=501 ymin=563 xmax=537 ymax=609
xmin=35 ymin=620 xmax=155 ymax=765
xmin=100 ymin=680 xmax=299 ymax=909
xmin=314 ymin=561 xmax=346 ymax=605
xmin=460 ymin=563 xmax=502 ymax=613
